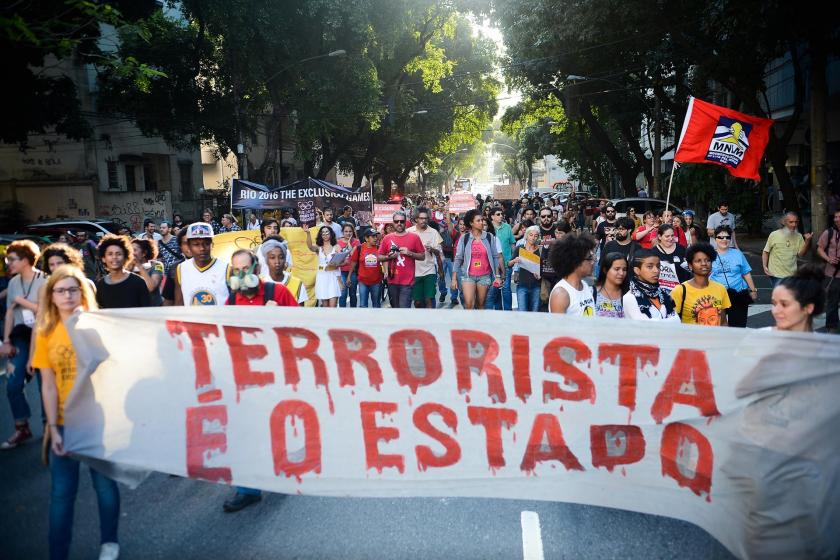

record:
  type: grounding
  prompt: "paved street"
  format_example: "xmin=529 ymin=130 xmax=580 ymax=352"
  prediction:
xmin=0 ymin=377 xmax=733 ymax=559
xmin=0 ymin=236 xmax=829 ymax=560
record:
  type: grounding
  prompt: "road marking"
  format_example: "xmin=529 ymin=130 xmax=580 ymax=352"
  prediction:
xmin=748 ymin=304 xmax=772 ymax=317
xmin=520 ymin=511 xmax=544 ymax=560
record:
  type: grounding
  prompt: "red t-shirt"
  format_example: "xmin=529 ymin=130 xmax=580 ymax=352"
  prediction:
xmin=353 ymin=244 xmax=384 ymax=286
xmin=635 ymin=226 xmax=658 ymax=249
xmin=673 ymin=226 xmax=687 ymax=247
xmin=337 ymin=238 xmax=360 ymax=272
xmin=378 ymin=232 xmax=424 ymax=286
xmin=227 ymin=281 xmax=298 ymax=307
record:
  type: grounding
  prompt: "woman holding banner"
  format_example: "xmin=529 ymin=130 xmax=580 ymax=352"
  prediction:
xmin=303 ymin=225 xmax=343 ymax=307
xmin=35 ymin=265 xmax=121 ymax=560
xmin=510 ymin=225 xmax=542 ymax=312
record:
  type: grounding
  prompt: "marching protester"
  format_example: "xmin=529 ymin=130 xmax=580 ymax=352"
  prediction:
xmin=303 ymin=225 xmax=343 ymax=308
xmin=350 ymin=228 xmax=385 ymax=308
xmin=627 ymin=207 xmax=641 ymax=228
xmin=130 ymin=239 xmax=164 ymax=307
xmin=202 ymin=209 xmax=222 ymax=234
xmin=260 ymin=238 xmax=308 ymax=305
xmin=135 ymin=219 xmax=162 ymax=242
xmin=682 ymin=210 xmax=705 ymax=246
xmin=510 ymin=225 xmax=541 ymax=312
xmin=671 ymin=243 xmax=731 ymax=326
xmin=670 ymin=214 xmax=689 ymax=247
xmin=710 ymin=225 xmax=757 ymax=328
xmin=1 ymin=240 xmax=46 ymax=449
xmin=42 ymin=244 xmax=86 ymax=276
xmin=603 ymin=217 xmax=639 ymax=262
xmin=257 ymin=218 xmax=293 ymax=273
xmin=34 ymin=265 xmax=121 ymax=560
xmin=487 ymin=206 xmax=515 ymax=310
xmin=815 ymin=209 xmax=840 ymax=333
xmin=594 ymin=204 xmax=617 ymax=251
xmin=593 ymin=252 xmax=628 ymax=318
xmin=173 ymin=223 xmax=230 ymax=307
xmin=512 ymin=206 xmax=536 ymax=239
xmin=452 ymin=209 xmax=504 ymax=311
xmin=537 ymin=208 xmax=559 ymax=308
xmin=336 ymin=205 xmax=357 ymax=229
xmin=94 ymin=235 xmax=151 ymax=309
xmin=653 ymin=224 xmax=691 ymax=296
xmin=770 ymin=265 xmax=825 ymax=333
xmin=161 ymin=228 xmax=191 ymax=306
xmin=437 ymin=215 xmax=457 ymax=306
xmin=407 ymin=207 xmax=444 ymax=309
xmin=762 ymin=211 xmax=812 ymax=287
xmin=706 ymin=201 xmax=738 ymax=247
xmin=548 ymin=233 xmax=596 ymax=316
xmin=633 ymin=211 xmax=658 ymax=249
xmin=318 ymin=207 xmax=343 ymax=238
xmin=218 ymin=213 xmax=241 ymax=233
xmin=337 ymin=223 xmax=360 ymax=308
xmin=622 ymin=250 xmax=679 ymax=321
xmin=156 ymin=221 xmax=183 ymax=274
xmin=245 ymin=212 xmax=261 ymax=231
xmin=378 ymin=212 xmax=425 ymax=309
xmin=72 ymin=230 xmax=99 ymax=280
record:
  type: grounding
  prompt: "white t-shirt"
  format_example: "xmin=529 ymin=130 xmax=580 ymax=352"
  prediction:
xmin=549 ymin=278 xmax=595 ymax=316
xmin=407 ymin=226 xmax=443 ymax=277
xmin=706 ymin=212 xmax=738 ymax=247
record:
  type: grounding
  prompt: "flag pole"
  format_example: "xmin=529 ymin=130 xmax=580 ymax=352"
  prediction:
xmin=665 ymin=161 xmax=678 ymax=210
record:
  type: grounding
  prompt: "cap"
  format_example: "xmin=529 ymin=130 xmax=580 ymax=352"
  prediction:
xmin=362 ymin=227 xmax=378 ymax=238
xmin=682 ymin=209 xmax=695 ymax=217
xmin=185 ymin=222 xmax=214 ymax=239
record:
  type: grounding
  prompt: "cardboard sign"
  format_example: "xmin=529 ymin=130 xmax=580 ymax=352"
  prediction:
xmin=493 ymin=184 xmax=520 ymax=200
xmin=66 ymin=309 xmax=840 ymax=560
xmin=448 ymin=192 xmax=476 ymax=214
xmin=374 ymin=204 xmax=402 ymax=225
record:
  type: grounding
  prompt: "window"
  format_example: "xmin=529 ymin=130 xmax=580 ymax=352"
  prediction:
xmin=179 ymin=162 xmax=193 ymax=200
xmin=143 ymin=163 xmax=158 ymax=191
xmin=107 ymin=161 xmax=119 ymax=190
xmin=125 ymin=165 xmax=136 ymax=192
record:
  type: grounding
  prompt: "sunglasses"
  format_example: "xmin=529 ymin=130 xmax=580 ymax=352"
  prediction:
xmin=716 ymin=235 xmax=731 ymax=240
xmin=540 ymin=214 xmax=552 ymax=219
xmin=393 ymin=220 xmax=406 ymax=224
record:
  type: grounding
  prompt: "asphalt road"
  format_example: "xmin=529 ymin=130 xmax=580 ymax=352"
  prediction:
xmin=0 ymin=381 xmax=733 ymax=559
xmin=0 ymin=240 xmax=829 ymax=559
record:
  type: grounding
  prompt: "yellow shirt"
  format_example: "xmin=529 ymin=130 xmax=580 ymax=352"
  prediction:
xmin=671 ymin=280 xmax=731 ymax=326
xmin=31 ymin=322 xmax=76 ymax=425
xmin=763 ymin=229 xmax=804 ymax=278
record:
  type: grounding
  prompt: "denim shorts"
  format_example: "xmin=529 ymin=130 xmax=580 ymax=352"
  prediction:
xmin=463 ymin=273 xmax=493 ymax=287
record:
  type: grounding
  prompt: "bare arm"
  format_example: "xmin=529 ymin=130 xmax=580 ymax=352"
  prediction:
xmin=797 ymin=233 xmax=812 ymax=257
xmin=173 ymin=271 xmax=184 ymax=306
xmin=41 ymin=367 xmax=66 ymax=455
xmin=761 ymin=251 xmax=770 ymax=274
xmin=548 ymin=285 xmax=570 ymax=313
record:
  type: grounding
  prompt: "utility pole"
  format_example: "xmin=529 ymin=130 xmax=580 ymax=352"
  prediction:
xmin=810 ymin=41 xmax=827 ymax=241
xmin=653 ymin=95 xmax=661 ymax=198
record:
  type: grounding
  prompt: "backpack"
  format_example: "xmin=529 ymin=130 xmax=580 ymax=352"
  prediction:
xmin=227 ymin=282 xmax=275 ymax=305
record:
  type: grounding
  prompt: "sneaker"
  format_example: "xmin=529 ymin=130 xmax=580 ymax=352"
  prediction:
xmin=99 ymin=542 xmax=120 ymax=560
xmin=439 ymin=293 xmax=446 ymax=303
xmin=0 ymin=424 xmax=32 ymax=450
xmin=223 ymin=492 xmax=262 ymax=513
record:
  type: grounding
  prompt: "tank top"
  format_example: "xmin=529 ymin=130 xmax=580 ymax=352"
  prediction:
xmin=549 ymin=278 xmax=595 ymax=317
xmin=177 ymin=258 xmax=230 ymax=306
xmin=594 ymin=288 xmax=624 ymax=318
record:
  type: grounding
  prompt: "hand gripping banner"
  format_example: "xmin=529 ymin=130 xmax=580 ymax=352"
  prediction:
xmin=64 ymin=308 xmax=840 ymax=559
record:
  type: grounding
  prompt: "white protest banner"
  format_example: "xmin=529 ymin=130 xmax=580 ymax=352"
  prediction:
xmin=448 ymin=192 xmax=476 ymax=214
xmin=65 ymin=308 xmax=840 ymax=559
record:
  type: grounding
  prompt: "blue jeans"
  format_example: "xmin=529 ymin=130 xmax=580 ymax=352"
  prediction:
xmin=388 ymin=284 xmax=413 ymax=308
xmin=439 ymin=257 xmax=459 ymax=302
xmin=487 ymin=267 xmax=513 ymax=310
xmin=339 ymin=271 xmax=357 ymax=307
xmin=7 ymin=330 xmax=41 ymax=422
xmin=358 ymin=282 xmax=382 ymax=308
xmin=517 ymin=284 xmax=541 ymax=312
xmin=50 ymin=428 xmax=120 ymax=560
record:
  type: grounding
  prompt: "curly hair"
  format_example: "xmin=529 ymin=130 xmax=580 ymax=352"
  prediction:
xmin=6 ymin=239 xmax=40 ymax=265
xmin=97 ymin=234 xmax=134 ymax=261
xmin=315 ymin=225 xmax=336 ymax=247
xmin=549 ymin=232 xmax=597 ymax=279
xmin=41 ymin=243 xmax=84 ymax=271
xmin=131 ymin=238 xmax=158 ymax=261
xmin=463 ymin=209 xmax=483 ymax=231
xmin=685 ymin=242 xmax=717 ymax=265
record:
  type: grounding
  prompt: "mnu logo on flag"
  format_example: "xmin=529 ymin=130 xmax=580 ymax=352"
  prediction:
xmin=705 ymin=117 xmax=753 ymax=168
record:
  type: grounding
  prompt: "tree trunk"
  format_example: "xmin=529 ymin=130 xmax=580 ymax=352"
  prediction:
xmin=766 ymin=133 xmax=800 ymax=217
xmin=809 ymin=40 xmax=828 ymax=240
xmin=578 ymin=101 xmax=638 ymax=197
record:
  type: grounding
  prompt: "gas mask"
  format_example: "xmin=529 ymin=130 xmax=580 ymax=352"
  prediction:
xmin=228 ymin=261 xmax=259 ymax=291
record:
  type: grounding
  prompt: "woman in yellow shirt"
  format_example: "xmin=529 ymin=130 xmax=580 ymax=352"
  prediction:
xmin=672 ymin=243 xmax=731 ymax=326
xmin=34 ymin=265 xmax=120 ymax=560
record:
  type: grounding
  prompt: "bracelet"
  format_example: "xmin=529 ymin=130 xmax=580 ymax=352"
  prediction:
xmin=48 ymin=423 xmax=58 ymax=428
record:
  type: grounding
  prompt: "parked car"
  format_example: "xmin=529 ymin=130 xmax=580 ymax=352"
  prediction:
xmin=609 ymin=198 xmax=683 ymax=219
xmin=18 ymin=220 xmax=123 ymax=242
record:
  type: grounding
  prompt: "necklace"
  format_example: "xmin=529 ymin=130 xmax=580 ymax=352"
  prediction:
xmin=599 ymin=285 xmax=621 ymax=300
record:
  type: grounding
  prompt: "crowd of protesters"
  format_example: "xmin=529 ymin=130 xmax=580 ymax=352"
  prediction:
xmin=0 ymin=193 xmax=835 ymax=559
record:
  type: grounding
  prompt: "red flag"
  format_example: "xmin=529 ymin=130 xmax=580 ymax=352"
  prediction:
xmin=674 ymin=97 xmax=774 ymax=181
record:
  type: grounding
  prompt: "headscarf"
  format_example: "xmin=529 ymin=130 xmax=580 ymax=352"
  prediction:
xmin=628 ymin=277 xmax=675 ymax=319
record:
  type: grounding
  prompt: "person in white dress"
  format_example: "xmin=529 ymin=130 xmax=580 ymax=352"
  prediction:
xmin=303 ymin=224 xmax=343 ymax=307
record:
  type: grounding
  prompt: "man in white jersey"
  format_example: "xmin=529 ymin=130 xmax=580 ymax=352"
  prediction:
xmin=173 ymin=222 xmax=230 ymax=306
xmin=548 ymin=232 xmax=597 ymax=316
